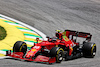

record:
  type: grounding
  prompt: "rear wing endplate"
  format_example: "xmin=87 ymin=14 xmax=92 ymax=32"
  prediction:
xmin=63 ymin=30 xmax=92 ymax=41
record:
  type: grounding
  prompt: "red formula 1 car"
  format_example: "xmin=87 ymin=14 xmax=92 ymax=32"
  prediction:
xmin=6 ymin=30 xmax=96 ymax=64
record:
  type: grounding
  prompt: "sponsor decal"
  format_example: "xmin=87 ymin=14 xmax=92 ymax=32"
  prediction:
xmin=32 ymin=49 xmax=36 ymax=51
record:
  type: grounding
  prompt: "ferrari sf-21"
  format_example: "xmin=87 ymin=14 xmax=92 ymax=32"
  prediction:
xmin=6 ymin=30 xmax=96 ymax=64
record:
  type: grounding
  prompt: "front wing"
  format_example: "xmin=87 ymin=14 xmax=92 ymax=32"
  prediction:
xmin=6 ymin=50 xmax=56 ymax=64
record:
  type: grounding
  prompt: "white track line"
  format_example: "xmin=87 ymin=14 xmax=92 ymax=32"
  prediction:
xmin=19 ymin=29 xmax=38 ymax=34
xmin=0 ymin=56 xmax=10 ymax=59
xmin=25 ymin=36 xmax=43 ymax=40
xmin=0 ymin=51 xmax=6 ymax=55
xmin=7 ymin=23 xmax=25 ymax=27
xmin=0 ymin=51 xmax=9 ymax=59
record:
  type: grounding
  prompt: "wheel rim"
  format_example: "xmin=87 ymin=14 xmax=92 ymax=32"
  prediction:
xmin=92 ymin=46 xmax=96 ymax=56
xmin=58 ymin=51 xmax=63 ymax=61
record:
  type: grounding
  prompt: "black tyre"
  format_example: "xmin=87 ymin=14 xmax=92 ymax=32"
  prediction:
xmin=50 ymin=47 xmax=64 ymax=63
xmin=82 ymin=42 xmax=96 ymax=58
xmin=13 ymin=41 xmax=27 ymax=54
xmin=65 ymin=51 xmax=68 ymax=61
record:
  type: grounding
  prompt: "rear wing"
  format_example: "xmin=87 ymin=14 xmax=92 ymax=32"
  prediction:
xmin=63 ymin=30 xmax=92 ymax=41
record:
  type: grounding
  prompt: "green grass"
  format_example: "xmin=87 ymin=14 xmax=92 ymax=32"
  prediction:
xmin=0 ymin=26 xmax=7 ymax=40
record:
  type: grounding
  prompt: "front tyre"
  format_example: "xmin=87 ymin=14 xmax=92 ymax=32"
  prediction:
xmin=50 ymin=47 xmax=64 ymax=63
xmin=13 ymin=41 xmax=27 ymax=54
xmin=82 ymin=42 xmax=96 ymax=58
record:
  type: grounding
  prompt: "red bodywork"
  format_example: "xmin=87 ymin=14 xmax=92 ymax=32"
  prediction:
xmin=6 ymin=30 xmax=92 ymax=64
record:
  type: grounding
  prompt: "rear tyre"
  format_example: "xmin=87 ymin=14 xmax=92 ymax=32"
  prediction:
xmin=82 ymin=42 xmax=96 ymax=58
xmin=13 ymin=41 xmax=27 ymax=54
xmin=50 ymin=47 xmax=64 ymax=63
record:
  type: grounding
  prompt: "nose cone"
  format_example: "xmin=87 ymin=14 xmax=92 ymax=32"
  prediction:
xmin=25 ymin=46 xmax=41 ymax=58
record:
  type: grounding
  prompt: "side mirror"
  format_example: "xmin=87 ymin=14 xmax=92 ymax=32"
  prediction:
xmin=46 ymin=36 xmax=49 ymax=38
xmin=36 ymin=38 xmax=39 ymax=43
xmin=46 ymin=36 xmax=50 ymax=41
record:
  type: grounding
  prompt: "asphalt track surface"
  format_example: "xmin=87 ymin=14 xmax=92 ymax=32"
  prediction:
xmin=0 ymin=0 xmax=100 ymax=67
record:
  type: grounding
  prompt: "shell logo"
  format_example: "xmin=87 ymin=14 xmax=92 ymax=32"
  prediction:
xmin=32 ymin=49 xmax=36 ymax=51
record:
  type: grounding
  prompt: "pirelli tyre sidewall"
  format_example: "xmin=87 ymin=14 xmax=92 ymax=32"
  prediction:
xmin=83 ymin=42 xmax=96 ymax=58
xmin=50 ymin=47 xmax=64 ymax=63
xmin=13 ymin=41 xmax=27 ymax=54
